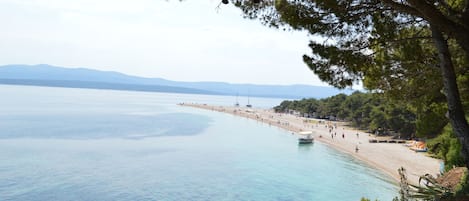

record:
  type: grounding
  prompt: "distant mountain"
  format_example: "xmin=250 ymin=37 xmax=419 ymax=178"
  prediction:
xmin=0 ymin=79 xmax=219 ymax=95
xmin=0 ymin=64 xmax=354 ymax=99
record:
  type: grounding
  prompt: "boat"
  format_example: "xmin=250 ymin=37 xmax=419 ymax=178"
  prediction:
xmin=409 ymin=141 xmax=428 ymax=152
xmin=298 ymin=131 xmax=314 ymax=144
xmin=235 ymin=93 xmax=240 ymax=107
xmin=246 ymin=95 xmax=252 ymax=108
xmin=412 ymin=147 xmax=428 ymax=152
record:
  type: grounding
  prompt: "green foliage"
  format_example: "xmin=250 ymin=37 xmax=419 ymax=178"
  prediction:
xmin=369 ymin=106 xmax=387 ymax=131
xmin=274 ymin=92 xmax=418 ymax=137
xmin=427 ymin=125 xmax=465 ymax=171
xmin=385 ymin=103 xmax=416 ymax=136
xmin=458 ymin=73 xmax=469 ymax=113
xmin=447 ymin=140 xmax=464 ymax=171
xmin=454 ymin=169 xmax=469 ymax=196
xmin=415 ymin=103 xmax=448 ymax=138
xmin=360 ymin=198 xmax=379 ymax=201
xmin=232 ymin=1 xmax=468 ymax=111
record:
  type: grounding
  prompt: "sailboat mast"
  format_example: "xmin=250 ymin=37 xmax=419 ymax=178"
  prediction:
xmin=246 ymin=92 xmax=252 ymax=108
xmin=235 ymin=93 xmax=239 ymax=107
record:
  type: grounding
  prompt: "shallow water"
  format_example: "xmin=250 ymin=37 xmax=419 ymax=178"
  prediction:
xmin=0 ymin=85 xmax=397 ymax=201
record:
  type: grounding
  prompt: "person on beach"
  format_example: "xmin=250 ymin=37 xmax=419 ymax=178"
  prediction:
xmin=356 ymin=133 xmax=359 ymax=138
xmin=342 ymin=133 xmax=345 ymax=139
xmin=355 ymin=145 xmax=359 ymax=153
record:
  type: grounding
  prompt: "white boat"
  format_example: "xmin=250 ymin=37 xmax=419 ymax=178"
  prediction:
xmin=298 ymin=131 xmax=314 ymax=144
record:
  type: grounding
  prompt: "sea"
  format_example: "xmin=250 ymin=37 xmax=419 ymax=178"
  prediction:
xmin=0 ymin=85 xmax=398 ymax=201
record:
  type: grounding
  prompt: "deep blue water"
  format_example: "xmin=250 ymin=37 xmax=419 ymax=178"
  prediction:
xmin=0 ymin=85 xmax=397 ymax=201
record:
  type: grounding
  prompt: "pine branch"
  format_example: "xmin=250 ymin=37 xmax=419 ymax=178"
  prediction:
xmin=380 ymin=0 xmax=421 ymax=16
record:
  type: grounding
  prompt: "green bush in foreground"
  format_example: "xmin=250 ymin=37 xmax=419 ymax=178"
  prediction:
xmin=454 ymin=170 xmax=469 ymax=197
xmin=427 ymin=125 xmax=465 ymax=171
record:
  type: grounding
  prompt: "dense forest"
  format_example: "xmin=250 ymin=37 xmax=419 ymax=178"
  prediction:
xmin=274 ymin=92 xmax=419 ymax=137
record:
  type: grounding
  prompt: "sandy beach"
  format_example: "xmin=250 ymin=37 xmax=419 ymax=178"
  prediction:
xmin=181 ymin=103 xmax=442 ymax=185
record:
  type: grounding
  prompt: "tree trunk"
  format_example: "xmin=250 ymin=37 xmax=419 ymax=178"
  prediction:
xmin=431 ymin=25 xmax=469 ymax=169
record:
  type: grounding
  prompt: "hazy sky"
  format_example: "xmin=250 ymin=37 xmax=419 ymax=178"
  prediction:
xmin=0 ymin=0 xmax=330 ymax=86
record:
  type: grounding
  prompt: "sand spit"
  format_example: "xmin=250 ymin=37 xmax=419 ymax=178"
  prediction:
xmin=181 ymin=103 xmax=441 ymax=185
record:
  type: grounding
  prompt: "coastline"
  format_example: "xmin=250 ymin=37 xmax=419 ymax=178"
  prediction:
xmin=181 ymin=103 xmax=441 ymax=185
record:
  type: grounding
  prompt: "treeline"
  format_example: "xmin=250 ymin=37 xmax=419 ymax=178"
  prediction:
xmin=274 ymin=91 xmax=436 ymax=138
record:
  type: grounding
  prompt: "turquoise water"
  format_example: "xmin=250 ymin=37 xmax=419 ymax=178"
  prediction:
xmin=0 ymin=85 xmax=397 ymax=200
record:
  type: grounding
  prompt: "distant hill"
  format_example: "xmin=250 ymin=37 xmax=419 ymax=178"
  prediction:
xmin=0 ymin=64 xmax=354 ymax=99
xmin=0 ymin=79 xmax=219 ymax=95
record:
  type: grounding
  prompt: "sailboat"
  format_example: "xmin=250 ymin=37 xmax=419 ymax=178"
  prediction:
xmin=246 ymin=95 xmax=252 ymax=108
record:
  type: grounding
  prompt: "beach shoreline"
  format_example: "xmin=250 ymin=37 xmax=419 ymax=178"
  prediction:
xmin=181 ymin=103 xmax=441 ymax=185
